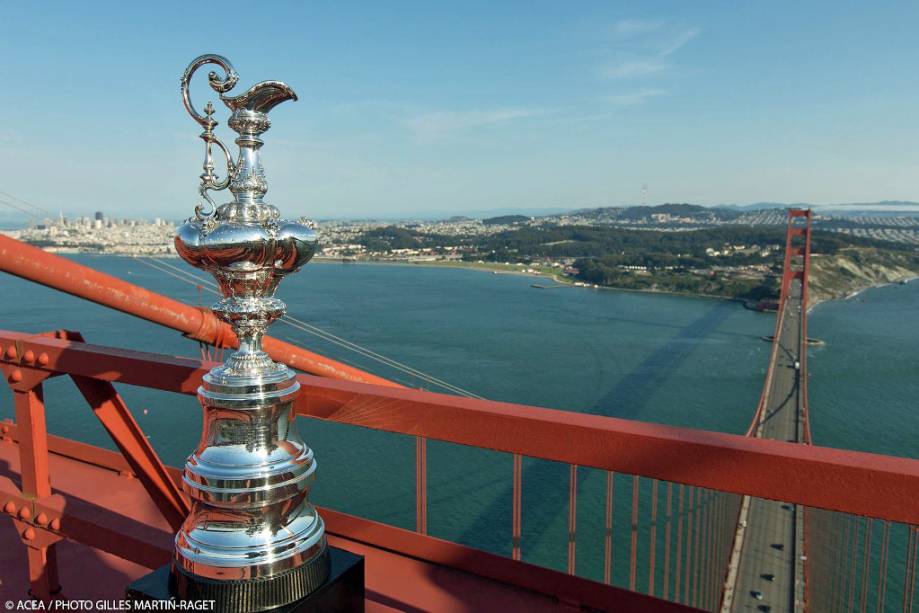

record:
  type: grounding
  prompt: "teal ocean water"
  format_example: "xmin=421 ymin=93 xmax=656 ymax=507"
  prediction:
xmin=0 ymin=256 xmax=916 ymax=587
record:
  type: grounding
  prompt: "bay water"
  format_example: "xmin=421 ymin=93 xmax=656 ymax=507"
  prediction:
xmin=0 ymin=256 xmax=915 ymax=588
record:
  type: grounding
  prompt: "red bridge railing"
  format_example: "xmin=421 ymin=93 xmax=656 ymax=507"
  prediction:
xmin=1 ymin=330 xmax=917 ymax=610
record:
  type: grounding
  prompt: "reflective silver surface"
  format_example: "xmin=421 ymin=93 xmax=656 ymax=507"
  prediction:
xmin=172 ymin=54 xmax=327 ymax=590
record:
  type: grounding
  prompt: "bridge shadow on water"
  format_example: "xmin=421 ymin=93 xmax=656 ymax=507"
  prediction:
xmin=453 ymin=303 xmax=733 ymax=571
xmin=541 ymin=300 xmax=762 ymax=344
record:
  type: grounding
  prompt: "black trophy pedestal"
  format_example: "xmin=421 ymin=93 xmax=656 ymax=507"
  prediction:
xmin=126 ymin=547 xmax=364 ymax=613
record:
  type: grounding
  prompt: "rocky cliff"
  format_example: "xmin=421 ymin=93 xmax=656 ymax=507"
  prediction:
xmin=808 ymin=248 xmax=919 ymax=308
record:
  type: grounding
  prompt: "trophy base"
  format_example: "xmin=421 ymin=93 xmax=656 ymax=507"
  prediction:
xmin=126 ymin=546 xmax=364 ymax=613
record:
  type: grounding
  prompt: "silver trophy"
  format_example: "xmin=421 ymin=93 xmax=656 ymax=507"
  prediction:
xmin=173 ymin=54 xmax=328 ymax=611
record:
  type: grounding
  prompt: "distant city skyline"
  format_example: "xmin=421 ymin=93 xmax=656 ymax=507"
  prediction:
xmin=2 ymin=2 xmax=919 ymax=219
xmin=5 ymin=199 xmax=919 ymax=227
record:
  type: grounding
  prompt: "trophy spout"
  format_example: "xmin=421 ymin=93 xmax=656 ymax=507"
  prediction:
xmin=222 ymin=80 xmax=298 ymax=114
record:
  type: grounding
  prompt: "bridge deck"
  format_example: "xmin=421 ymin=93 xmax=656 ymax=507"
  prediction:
xmin=730 ymin=282 xmax=806 ymax=612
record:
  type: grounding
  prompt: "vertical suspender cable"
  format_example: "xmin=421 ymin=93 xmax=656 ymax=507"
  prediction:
xmin=649 ymin=479 xmax=658 ymax=596
xmin=603 ymin=471 xmax=614 ymax=585
xmin=567 ymin=464 xmax=577 ymax=575
xmin=663 ymin=482 xmax=672 ymax=601
xmin=512 ymin=453 xmax=522 ymax=561
xmin=629 ymin=476 xmax=639 ymax=591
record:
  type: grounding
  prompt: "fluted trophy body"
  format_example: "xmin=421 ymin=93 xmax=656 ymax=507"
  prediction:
xmin=172 ymin=54 xmax=328 ymax=611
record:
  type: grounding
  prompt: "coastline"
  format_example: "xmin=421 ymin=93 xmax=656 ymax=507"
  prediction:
xmin=312 ymin=257 xmax=919 ymax=309
xmin=807 ymin=275 xmax=919 ymax=314
xmin=314 ymin=257 xmax=756 ymax=305
xmin=45 ymin=250 xmax=919 ymax=311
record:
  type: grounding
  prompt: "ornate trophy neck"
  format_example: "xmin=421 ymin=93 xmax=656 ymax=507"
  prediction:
xmin=180 ymin=54 xmax=298 ymax=222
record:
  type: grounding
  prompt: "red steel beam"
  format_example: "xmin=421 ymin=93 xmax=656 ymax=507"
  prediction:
xmin=70 ymin=375 xmax=189 ymax=530
xmin=11 ymin=384 xmax=61 ymax=599
xmin=13 ymin=386 xmax=52 ymax=500
xmin=0 ymin=478 xmax=173 ymax=570
xmin=2 ymin=331 xmax=919 ymax=524
xmin=0 ymin=235 xmax=397 ymax=387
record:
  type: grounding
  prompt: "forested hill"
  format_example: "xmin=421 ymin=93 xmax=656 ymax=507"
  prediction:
xmin=349 ymin=219 xmax=919 ymax=304
xmin=474 ymin=224 xmax=919 ymax=303
xmin=481 ymin=214 xmax=531 ymax=225
xmin=565 ymin=203 xmax=741 ymax=222
xmin=357 ymin=222 xmax=915 ymax=267
xmin=475 ymin=224 xmax=906 ymax=265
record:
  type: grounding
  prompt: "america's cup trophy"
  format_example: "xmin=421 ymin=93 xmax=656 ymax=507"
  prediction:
xmin=172 ymin=54 xmax=329 ymax=611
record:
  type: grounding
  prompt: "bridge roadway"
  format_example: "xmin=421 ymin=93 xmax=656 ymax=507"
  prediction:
xmin=729 ymin=281 xmax=806 ymax=613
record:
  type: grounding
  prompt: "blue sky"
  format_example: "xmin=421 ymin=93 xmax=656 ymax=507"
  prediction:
xmin=1 ymin=1 xmax=918 ymax=219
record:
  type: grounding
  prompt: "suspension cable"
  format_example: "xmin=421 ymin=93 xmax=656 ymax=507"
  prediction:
xmin=136 ymin=256 xmax=482 ymax=398
xmin=148 ymin=257 xmax=484 ymax=398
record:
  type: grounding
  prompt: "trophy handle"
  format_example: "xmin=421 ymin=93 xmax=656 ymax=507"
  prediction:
xmin=181 ymin=54 xmax=239 ymax=127
xmin=181 ymin=54 xmax=238 ymax=220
